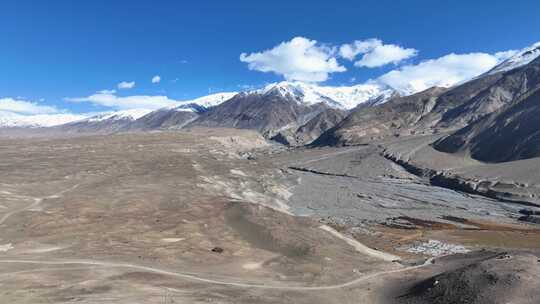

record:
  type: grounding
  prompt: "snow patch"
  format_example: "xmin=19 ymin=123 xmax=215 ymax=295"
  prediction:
xmin=252 ymin=81 xmax=396 ymax=110
xmin=0 ymin=111 xmax=90 ymax=128
xmin=488 ymin=42 xmax=540 ymax=75
xmin=170 ymin=92 xmax=238 ymax=113
xmin=85 ymin=109 xmax=153 ymax=122
xmin=187 ymin=92 xmax=237 ymax=108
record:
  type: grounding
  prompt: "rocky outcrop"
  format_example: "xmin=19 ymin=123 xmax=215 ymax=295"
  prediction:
xmin=128 ymin=109 xmax=199 ymax=130
xmin=434 ymin=57 xmax=540 ymax=162
xmin=271 ymin=108 xmax=347 ymax=146
xmin=398 ymin=251 xmax=540 ymax=304
xmin=314 ymin=48 xmax=540 ymax=160
xmin=382 ymin=150 xmax=540 ymax=207
xmin=313 ymin=87 xmax=447 ymax=146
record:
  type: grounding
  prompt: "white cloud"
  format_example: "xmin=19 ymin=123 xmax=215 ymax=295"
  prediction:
xmin=339 ymin=39 xmax=417 ymax=68
xmin=0 ymin=97 xmax=61 ymax=115
xmin=65 ymin=91 xmax=180 ymax=110
xmin=151 ymin=75 xmax=161 ymax=84
xmin=0 ymin=98 xmax=89 ymax=127
xmin=339 ymin=39 xmax=377 ymax=61
xmin=240 ymin=37 xmax=346 ymax=82
xmin=377 ymin=52 xmax=503 ymax=93
xmin=117 ymin=81 xmax=135 ymax=89
xmin=98 ymin=89 xmax=116 ymax=94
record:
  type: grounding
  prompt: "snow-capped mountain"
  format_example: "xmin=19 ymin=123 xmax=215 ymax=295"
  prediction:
xmin=252 ymin=81 xmax=396 ymax=110
xmin=84 ymin=109 xmax=154 ymax=122
xmin=189 ymin=81 xmax=397 ymax=142
xmin=184 ymin=92 xmax=238 ymax=109
xmin=0 ymin=111 xmax=89 ymax=128
xmin=55 ymin=109 xmax=155 ymax=133
xmin=172 ymin=103 xmax=207 ymax=113
xmin=488 ymin=42 xmax=540 ymax=75
xmin=164 ymin=92 xmax=239 ymax=113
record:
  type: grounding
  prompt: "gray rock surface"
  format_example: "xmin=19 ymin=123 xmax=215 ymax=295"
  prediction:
xmin=189 ymin=91 xmax=330 ymax=138
xmin=435 ymin=57 xmax=540 ymax=162
xmin=397 ymin=251 xmax=540 ymax=304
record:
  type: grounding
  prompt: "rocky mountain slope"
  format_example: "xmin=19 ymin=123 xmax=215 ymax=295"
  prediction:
xmin=398 ymin=251 xmax=540 ymax=304
xmin=127 ymin=107 xmax=199 ymax=131
xmin=7 ymin=42 xmax=540 ymax=153
xmin=271 ymin=107 xmax=347 ymax=146
xmin=188 ymin=89 xmax=329 ymax=138
xmin=57 ymin=109 xmax=153 ymax=133
xmin=315 ymin=42 xmax=540 ymax=153
xmin=312 ymin=87 xmax=446 ymax=146
xmin=52 ymin=93 xmax=236 ymax=133
xmin=188 ymin=81 xmax=395 ymax=141
xmin=2 ymin=82 xmax=394 ymax=141
xmin=434 ymin=56 xmax=540 ymax=162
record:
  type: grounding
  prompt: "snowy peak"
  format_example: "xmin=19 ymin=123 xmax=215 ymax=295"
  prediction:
xmin=173 ymin=103 xmax=207 ymax=113
xmin=315 ymin=83 xmax=396 ymax=109
xmin=250 ymin=81 xmax=395 ymax=110
xmin=0 ymin=111 xmax=89 ymax=128
xmin=172 ymin=92 xmax=238 ymax=113
xmin=84 ymin=109 xmax=153 ymax=122
xmin=488 ymin=42 xmax=540 ymax=75
xmin=187 ymin=92 xmax=237 ymax=108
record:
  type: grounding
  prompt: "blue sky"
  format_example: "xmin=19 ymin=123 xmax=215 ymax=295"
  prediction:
xmin=1 ymin=0 xmax=539 ymax=115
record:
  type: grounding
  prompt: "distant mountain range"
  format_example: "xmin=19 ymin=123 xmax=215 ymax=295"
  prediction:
xmin=3 ymin=41 xmax=540 ymax=160
xmin=186 ymin=81 xmax=396 ymax=144
xmin=0 ymin=81 xmax=398 ymax=145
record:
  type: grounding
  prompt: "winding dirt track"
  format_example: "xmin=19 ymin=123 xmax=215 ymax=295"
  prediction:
xmin=319 ymin=225 xmax=401 ymax=262
xmin=0 ymin=184 xmax=79 ymax=226
xmin=0 ymin=149 xmax=426 ymax=292
xmin=0 ymin=258 xmax=433 ymax=291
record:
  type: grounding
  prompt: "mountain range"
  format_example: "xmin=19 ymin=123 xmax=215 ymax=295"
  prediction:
xmin=2 ymin=42 xmax=540 ymax=160
xmin=1 ymin=81 xmax=397 ymax=145
xmin=314 ymin=42 xmax=540 ymax=163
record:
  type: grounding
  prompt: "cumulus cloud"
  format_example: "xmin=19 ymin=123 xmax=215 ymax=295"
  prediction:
xmin=339 ymin=40 xmax=376 ymax=61
xmin=240 ymin=37 xmax=346 ymax=82
xmin=0 ymin=97 xmax=61 ymax=115
xmin=339 ymin=39 xmax=418 ymax=68
xmin=117 ymin=81 xmax=135 ymax=89
xmin=151 ymin=75 xmax=161 ymax=84
xmin=0 ymin=98 xmax=88 ymax=127
xmin=377 ymin=52 xmax=503 ymax=93
xmin=65 ymin=91 xmax=180 ymax=110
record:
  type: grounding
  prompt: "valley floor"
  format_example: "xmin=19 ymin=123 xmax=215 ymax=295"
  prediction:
xmin=0 ymin=129 xmax=538 ymax=303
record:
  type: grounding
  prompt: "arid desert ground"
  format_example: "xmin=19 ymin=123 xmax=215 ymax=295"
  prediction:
xmin=0 ymin=129 xmax=539 ymax=303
